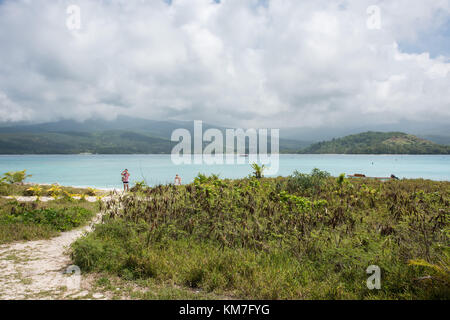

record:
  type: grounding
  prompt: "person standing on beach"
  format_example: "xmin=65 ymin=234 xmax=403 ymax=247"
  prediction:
xmin=174 ymin=174 xmax=182 ymax=186
xmin=121 ymin=169 xmax=130 ymax=191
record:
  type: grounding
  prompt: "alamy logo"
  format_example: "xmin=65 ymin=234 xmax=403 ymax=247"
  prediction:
xmin=65 ymin=265 xmax=81 ymax=291
xmin=366 ymin=5 xmax=381 ymax=30
xmin=171 ymin=121 xmax=280 ymax=175
xmin=66 ymin=5 xmax=81 ymax=31
xmin=366 ymin=265 xmax=381 ymax=290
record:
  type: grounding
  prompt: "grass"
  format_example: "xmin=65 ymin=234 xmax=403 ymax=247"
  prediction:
xmin=0 ymin=170 xmax=101 ymax=243
xmin=84 ymin=273 xmax=231 ymax=300
xmin=71 ymin=171 xmax=450 ymax=300
xmin=0 ymin=197 xmax=99 ymax=244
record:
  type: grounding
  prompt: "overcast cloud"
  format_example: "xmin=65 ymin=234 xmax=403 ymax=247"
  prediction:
xmin=0 ymin=0 xmax=449 ymax=129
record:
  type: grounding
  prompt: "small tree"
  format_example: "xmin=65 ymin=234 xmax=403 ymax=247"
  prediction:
xmin=3 ymin=170 xmax=32 ymax=184
xmin=251 ymin=163 xmax=266 ymax=179
xmin=337 ymin=173 xmax=346 ymax=187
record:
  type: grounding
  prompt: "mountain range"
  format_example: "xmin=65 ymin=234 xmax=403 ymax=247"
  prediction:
xmin=0 ymin=117 xmax=309 ymax=154
xmin=0 ymin=118 xmax=448 ymax=154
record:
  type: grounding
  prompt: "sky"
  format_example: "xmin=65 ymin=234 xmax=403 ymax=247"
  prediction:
xmin=0 ymin=0 xmax=449 ymax=131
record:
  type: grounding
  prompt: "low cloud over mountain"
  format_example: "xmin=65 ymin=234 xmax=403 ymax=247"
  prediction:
xmin=0 ymin=0 xmax=449 ymax=131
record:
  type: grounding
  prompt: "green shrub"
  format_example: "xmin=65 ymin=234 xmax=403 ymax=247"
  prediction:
xmin=287 ymin=168 xmax=331 ymax=193
xmin=130 ymin=180 xmax=149 ymax=193
xmin=2 ymin=170 xmax=31 ymax=184
xmin=250 ymin=163 xmax=265 ymax=179
xmin=0 ymin=199 xmax=97 ymax=243
xmin=337 ymin=173 xmax=346 ymax=187
xmin=71 ymin=174 xmax=450 ymax=299
xmin=2 ymin=206 xmax=93 ymax=231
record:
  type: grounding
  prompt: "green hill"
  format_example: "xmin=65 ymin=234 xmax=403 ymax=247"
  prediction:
xmin=299 ymin=131 xmax=450 ymax=154
xmin=0 ymin=131 xmax=175 ymax=154
xmin=0 ymin=118 xmax=308 ymax=154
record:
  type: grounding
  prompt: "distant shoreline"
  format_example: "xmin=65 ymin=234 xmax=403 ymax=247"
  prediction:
xmin=1 ymin=153 xmax=450 ymax=156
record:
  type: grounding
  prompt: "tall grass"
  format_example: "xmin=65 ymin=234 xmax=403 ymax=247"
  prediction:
xmin=72 ymin=172 xmax=450 ymax=299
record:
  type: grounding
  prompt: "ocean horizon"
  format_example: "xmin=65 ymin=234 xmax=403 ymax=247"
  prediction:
xmin=1 ymin=154 xmax=449 ymax=188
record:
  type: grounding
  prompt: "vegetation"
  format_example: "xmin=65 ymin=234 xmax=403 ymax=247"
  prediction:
xmin=2 ymin=170 xmax=31 ymax=184
xmin=0 ymin=170 xmax=101 ymax=244
xmin=299 ymin=131 xmax=450 ymax=154
xmin=0 ymin=178 xmax=102 ymax=198
xmin=72 ymin=170 xmax=450 ymax=299
xmin=0 ymin=182 xmax=98 ymax=197
xmin=1 ymin=119 xmax=448 ymax=154
xmin=251 ymin=163 xmax=266 ymax=179
xmin=130 ymin=180 xmax=150 ymax=193
xmin=0 ymin=131 xmax=174 ymax=154
xmin=0 ymin=198 xmax=98 ymax=244
xmin=0 ymin=130 xmax=307 ymax=154
xmin=286 ymin=168 xmax=330 ymax=192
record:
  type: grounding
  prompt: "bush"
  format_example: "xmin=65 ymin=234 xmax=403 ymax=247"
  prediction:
xmin=0 ymin=170 xmax=33 ymax=195
xmin=3 ymin=206 xmax=93 ymax=231
xmin=71 ymin=174 xmax=450 ymax=299
xmin=86 ymin=187 xmax=97 ymax=196
xmin=251 ymin=163 xmax=265 ymax=179
xmin=287 ymin=168 xmax=331 ymax=193
xmin=130 ymin=180 xmax=149 ymax=193
xmin=26 ymin=185 xmax=42 ymax=197
xmin=337 ymin=173 xmax=346 ymax=187
xmin=0 ymin=199 xmax=97 ymax=243
xmin=2 ymin=170 xmax=31 ymax=184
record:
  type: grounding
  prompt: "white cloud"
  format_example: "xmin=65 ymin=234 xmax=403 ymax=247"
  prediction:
xmin=0 ymin=0 xmax=449 ymax=129
xmin=0 ymin=91 xmax=34 ymax=122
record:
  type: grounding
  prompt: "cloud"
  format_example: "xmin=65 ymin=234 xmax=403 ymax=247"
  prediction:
xmin=0 ymin=0 xmax=449 ymax=129
xmin=0 ymin=91 xmax=34 ymax=121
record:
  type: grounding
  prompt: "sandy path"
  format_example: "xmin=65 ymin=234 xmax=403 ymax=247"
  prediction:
xmin=0 ymin=197 xmax=113 ymax=300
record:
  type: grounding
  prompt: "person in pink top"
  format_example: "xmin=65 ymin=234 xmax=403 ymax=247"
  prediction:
xmin=121 ymin=169 xmax=130 ymax=192
xmin=174 ymin=174 xmax=182 ymax=186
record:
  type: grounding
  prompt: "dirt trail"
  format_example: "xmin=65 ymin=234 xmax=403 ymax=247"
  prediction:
xmin=0 ymin=197 xmax=111 ymax=300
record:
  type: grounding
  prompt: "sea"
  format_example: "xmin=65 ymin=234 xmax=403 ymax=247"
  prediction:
xmin=0 ymin=154 xmax=449 ymax=189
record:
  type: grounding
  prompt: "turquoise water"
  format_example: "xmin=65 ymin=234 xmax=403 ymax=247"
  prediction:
xmin=0 ymin=154 xmax=448 ymax=188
